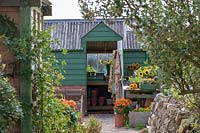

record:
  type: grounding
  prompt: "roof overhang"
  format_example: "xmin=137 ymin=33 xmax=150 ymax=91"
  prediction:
xmin=0 ymin=0 xmax=51 ymax=7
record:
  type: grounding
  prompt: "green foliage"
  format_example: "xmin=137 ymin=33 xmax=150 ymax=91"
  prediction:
xmin=0 ymin=53 xmax=23 ymax=133
xmin=86 ymin=65 xmax=97 ymax=73
xmin=28 ymin=30 xmax=69 ymax=133
xmin=134 ymin=123 xmax=145 ymax=130
xmin=0 ymin=14 xmax=17 ymax=39
xmin=0 ymin=77 xmax=23 ymax=133
xmin=4 ymin=28 xmax=69 ymax=132
xmin=132 ymin=107 xmax=151 ymax=112
xmin=85 ymin=115 xmax=102 ymax=133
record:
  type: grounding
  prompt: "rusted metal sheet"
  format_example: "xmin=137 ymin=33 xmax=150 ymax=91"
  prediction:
xmin=44 ymin=19 xmax=140 ymax=50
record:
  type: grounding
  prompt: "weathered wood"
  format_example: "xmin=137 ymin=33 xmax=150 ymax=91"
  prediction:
xmin=0 ymin=0 xmax=40 ymax=6
xmin=0 ymin=0 xmax=51 ymax=7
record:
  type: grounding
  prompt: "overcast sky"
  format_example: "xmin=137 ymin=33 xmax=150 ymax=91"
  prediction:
xmin=44 ymin=0 xmax=83 ymax=20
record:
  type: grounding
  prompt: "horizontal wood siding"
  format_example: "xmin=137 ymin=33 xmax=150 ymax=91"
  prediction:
xmin=82 ymin=22 xmax=122 ymax=41
xmin=54 ymin=51 xmax=86 ymax=86
xmin=123 ymin=50 xmax=147 ymax=76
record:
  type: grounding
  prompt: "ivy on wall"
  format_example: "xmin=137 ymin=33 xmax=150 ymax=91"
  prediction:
xmin=0 ymin=15 xmax=17 ymax=39
xmin=0 ymin=15 xmax=23 ymax=133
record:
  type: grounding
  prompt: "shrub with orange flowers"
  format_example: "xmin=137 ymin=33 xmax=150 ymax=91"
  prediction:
xmin=61 ymin=99 xmax=77 ymax=110
xmin=114 ymin=98 xmax=132 ymax=114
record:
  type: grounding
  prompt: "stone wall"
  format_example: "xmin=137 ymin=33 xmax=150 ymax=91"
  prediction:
xmin=148 ymin=93 xmax=194 ymax=133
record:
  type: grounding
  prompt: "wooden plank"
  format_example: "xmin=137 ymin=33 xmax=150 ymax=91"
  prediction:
xmin=61 ymin=80 xmax=86 ymax=86
xmin=87 ymin=81 xmax=108 ymax=85
xmin=124 ymin=52 xmax=147 ymax=58
xmin=125 ymin=94 xmax=155 ymax=99
xmin=54 ymin=52 xmax=85 ymax=59
xmin=124 ymin=58 xmax=146 ymax=64
xmin=86 ymin=31 xmax=120 ymax=37
xmin=57 ymin=58 xmax=85 ymax=64
xmin=61 ymin=70 xmax=85 ymax=75
xmin=0 ymin=0 xmax=41 ymax=6
xmin=54 ymin=64 xmax=85 ymax=70
xmin=84 ymin=37 xmax=122 ymax=41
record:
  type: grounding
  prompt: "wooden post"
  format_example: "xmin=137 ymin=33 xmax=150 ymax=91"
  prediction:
xmin=20 ymin=4 xmax=32 ymax=133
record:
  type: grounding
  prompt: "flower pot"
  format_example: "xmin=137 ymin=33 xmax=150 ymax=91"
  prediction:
xmin=140 ymin=83 xmax=159 ymax=91
xmin=106 ymin=64 xmax=110 ymax=76
xmin=115 ymin=114 xmax=125 ymax=128
xmin=98 ymin=96 xmax=105 ymax=106
xmin=106 ymin=99 xmax=113 ymax=105
xmin=128 ymin=112 xmax=150 ymax=127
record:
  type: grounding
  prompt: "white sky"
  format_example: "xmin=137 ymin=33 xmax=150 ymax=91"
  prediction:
xmin=44 ymin=0 xmax=83 ymax=20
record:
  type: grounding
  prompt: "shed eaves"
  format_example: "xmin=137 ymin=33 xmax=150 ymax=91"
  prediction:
xmin=44 ymin=19 xmax=140 ymax=50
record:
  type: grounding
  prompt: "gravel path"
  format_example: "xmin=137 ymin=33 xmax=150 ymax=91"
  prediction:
xmin=84 ymin=114 xmax=145 ymax=133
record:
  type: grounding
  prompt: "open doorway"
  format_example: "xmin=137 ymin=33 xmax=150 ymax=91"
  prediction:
xmin=86 ymin=41 xmax=117 ymax=113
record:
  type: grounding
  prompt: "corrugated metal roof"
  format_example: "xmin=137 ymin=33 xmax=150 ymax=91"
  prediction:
xmin=44 ymin=19 xmax=140 ymax=50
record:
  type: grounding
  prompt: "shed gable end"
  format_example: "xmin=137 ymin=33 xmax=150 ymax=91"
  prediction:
xmin=82 ymin=22 xmax=123 ymax=41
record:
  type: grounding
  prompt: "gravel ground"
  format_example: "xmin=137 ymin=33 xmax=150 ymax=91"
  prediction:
xmin=84 ymin=114 xmax=146 ymax=133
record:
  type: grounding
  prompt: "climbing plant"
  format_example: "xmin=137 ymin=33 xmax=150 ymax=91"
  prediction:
xmin=0 ymin=15 xmax=17 ymax=39
xmin=8 ymin=29 xmax=71 ymax=133
xmin=30 ymin=30 xmax=71 ymax=133
xmin=0 ymin=14 xmax=73 ymax=132
xmin=0 ymin=15 xmax=23 ymax=133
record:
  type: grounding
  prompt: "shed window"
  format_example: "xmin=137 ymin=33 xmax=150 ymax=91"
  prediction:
xmin=87 ymin=53 xmax=112 ymax=74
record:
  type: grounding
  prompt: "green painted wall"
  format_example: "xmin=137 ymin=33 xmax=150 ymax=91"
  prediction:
xmin=20 ymin=5 xmax=32 ymax=133
xmin=123 ymin=50 xmax=147 ymax=76
xmin=54 ymin=51 xmax=87 ymax=86
xmin=82 ymin=22 xmax=123 ymax=41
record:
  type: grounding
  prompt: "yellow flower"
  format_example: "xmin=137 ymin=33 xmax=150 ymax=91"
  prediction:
xmin=135 ymin=63 xmax=141 ymax=70
xmin=99 ymin=59 xmax=104 ymax=64
xmin=129 ymin=83 xmax=138 ymax=89
xmin=136 ymin=70 xmax=143 ymax=78
xmin=106 ymin=59 xmax=112 ymax=65
xmin=144 ymin=69 xmax=150 ymax=75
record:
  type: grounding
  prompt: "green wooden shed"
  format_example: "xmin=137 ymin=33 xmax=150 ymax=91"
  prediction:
xmin=44 ymin=19 xmax=148 ymax=114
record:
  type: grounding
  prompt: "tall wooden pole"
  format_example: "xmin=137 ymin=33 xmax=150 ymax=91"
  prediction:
xmin=20 ymin=1 xmax=32 ymax=133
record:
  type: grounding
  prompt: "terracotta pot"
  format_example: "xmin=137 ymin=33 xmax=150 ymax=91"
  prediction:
xmin=91 ymin=97 xmax=97 ymax=106
xmin=98 ymin=96 xmax=105 ymax=106
xmin=115 ymin=114 xmax=125 ymax=128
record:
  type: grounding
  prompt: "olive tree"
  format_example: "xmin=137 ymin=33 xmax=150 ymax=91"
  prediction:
xmin=79 ymin=0 xmax=200 ymax=128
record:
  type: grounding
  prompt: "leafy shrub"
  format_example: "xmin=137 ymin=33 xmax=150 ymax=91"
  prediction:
xmin=85 ymin=115 xmax=102 ymax=133
xmin=134 ymin=123 xmax=145 ymax=130
xmin=0 ymin=78 xmax=23 ymax=133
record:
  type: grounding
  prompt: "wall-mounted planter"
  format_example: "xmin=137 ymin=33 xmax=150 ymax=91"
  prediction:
xmin=128 ymin=112 xmax=150 ymax=127
xmin=87 ymin=72 xmax=104 ymax=81
xmin=140 ymin=83 xmax=159 ymax=91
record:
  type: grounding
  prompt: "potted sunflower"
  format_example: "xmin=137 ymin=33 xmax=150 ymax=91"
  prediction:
xmin=105 ymin=59 xmax=112 ymax=76
xmin=136 ymin=65 xmax=159 ymax=91
xmin=128 ymin=76 xmax=143 ymax=90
